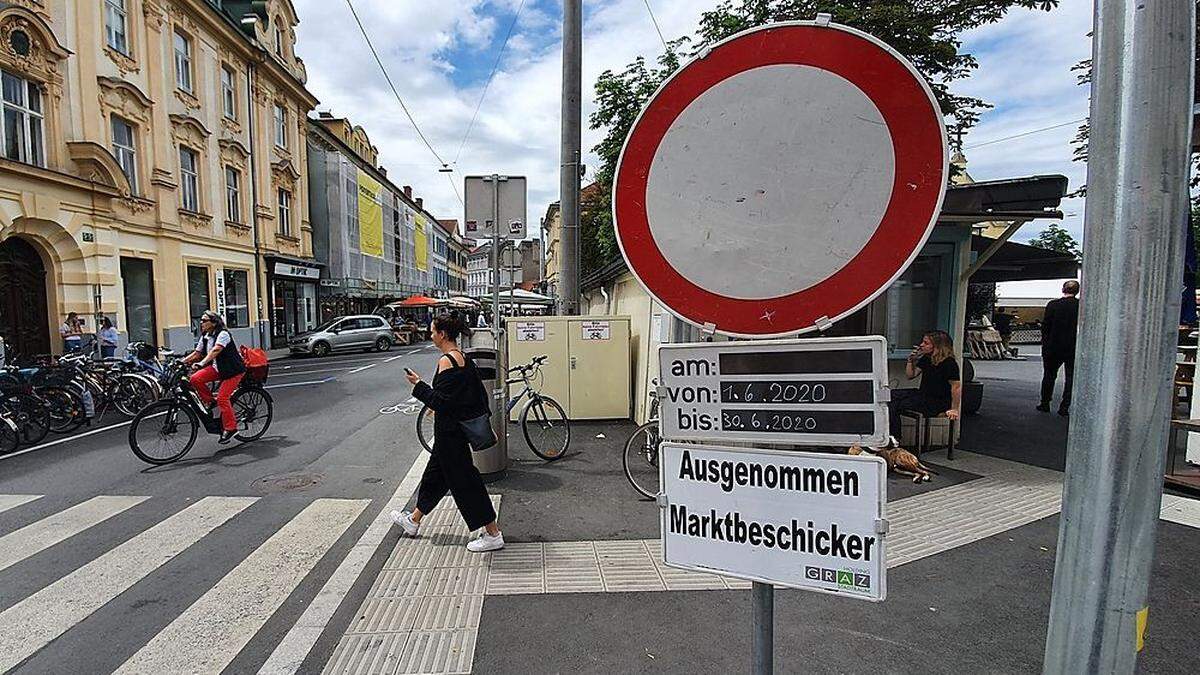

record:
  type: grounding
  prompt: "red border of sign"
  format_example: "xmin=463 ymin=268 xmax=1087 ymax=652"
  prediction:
xmin=614 ymin=22 xmax=947 ymax=337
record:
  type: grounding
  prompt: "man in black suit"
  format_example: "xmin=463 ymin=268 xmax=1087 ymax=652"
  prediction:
xmin=1038 ymin=280 xmax=1080 ymax=416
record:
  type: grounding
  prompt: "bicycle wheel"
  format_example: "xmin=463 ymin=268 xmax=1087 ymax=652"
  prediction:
xmin=129 ymin=399 xmax=198 ymax=465
xmin=41 ymin=387 xmax=86 ymax=433
xmin=416 ymin=405 xmax=435 ymax=452
xmin=0 ymin=415 xmax=19 ymax=455
xmin=521 ymin=396 xmax=570 ymax=461
xmin=113 ymin=375 xmax=157 ymax=417
xmin=623 ymin=421 xmax=662 ymax=499
xmin=232 ymin=388 xmax=273 ymax=442
xmin=9 ymin=394 xmax=50 ymax=446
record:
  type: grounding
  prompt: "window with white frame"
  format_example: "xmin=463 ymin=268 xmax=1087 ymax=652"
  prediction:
xmin=277 ymin=188 xmax=291 ymax=236
xmin=111 ymin=116 xmax=137 ymax=193
xmin=179 ymin=146 xmax=199 ymax=212
xmin=224 ymin=166 xmax=241 ymax=223
xmin=173 ymin=30 xmax=192 ymax=93
xmin=1 ymin=69 xmax=45 ymax=167
xmin=104 ymin=0 xmax=129 ymax=55
xmin=221 ymin=65 xmax=236 ymax=120
xmin=273 ymin=103 xmax=287 ymax=148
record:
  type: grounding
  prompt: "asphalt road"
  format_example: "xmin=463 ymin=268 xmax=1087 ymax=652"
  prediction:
xmin=0 ymin=344 xmax=442 ymax=674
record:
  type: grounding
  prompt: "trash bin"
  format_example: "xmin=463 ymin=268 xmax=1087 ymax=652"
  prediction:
xmin=466 ymin=347 xmax=508 ymax=478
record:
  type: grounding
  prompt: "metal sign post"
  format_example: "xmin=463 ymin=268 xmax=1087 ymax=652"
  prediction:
xmin=490 ymin=174 xmax=507 ymax=464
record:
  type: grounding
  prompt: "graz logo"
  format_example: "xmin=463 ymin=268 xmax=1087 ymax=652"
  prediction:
xmin=805 ymin=566 xmax=870 ymax=591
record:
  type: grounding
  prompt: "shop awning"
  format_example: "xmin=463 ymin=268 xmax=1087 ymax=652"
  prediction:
xmin=397 ymin=295 xmax=444 ymax=307
xmin=968 ymin=236 xmax=1080 ymax=283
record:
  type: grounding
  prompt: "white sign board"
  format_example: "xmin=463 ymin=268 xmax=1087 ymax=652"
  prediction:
xmin=661 ymin=442 xmax=887 ymax=600
xmin=580 ymin=321 xmax=610 ymax=341
xmin=515 ymin=322 xmax=545 ymax=342
xmin=273 ymin=262 xmax=320 ymax=280
xmin=658 ymin=336 xmax=889 ymax=447
xmin=464 ymin=175 xmax=528 ymax=240
xmin=214 ymin=270 xmax=227 ymax=319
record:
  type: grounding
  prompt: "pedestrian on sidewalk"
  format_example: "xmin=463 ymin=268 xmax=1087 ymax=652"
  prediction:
xmin=393 ymin=311 xmax=504 ymax=552
xmin=1038 ymin=280 xmax=1080 ymax=416
xmin=98 ymin=317 xmax=119 ymax=359
xmin=887 ymin=330 xmax=962 ymax=443
xmin=60 ymin=312 xmax=83 ymax=354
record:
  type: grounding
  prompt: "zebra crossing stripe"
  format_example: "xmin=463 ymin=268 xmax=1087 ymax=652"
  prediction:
xmin=0 ymin=495 xmax=149 ymax=574
xmin=114 ymin=498 xmax=369 ymax=675
xmin=0 ymin=496 xmax=255 ymax=673
xmin=0 ymin=494 xmax=41 ymax=514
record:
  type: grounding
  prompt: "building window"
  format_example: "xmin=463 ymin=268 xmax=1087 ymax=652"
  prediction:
xmin=273 ymin=103 xmax=287 ymax=148
xmin=1 ymin=69 xmax=44 ymax=167
xmin=120 ymin=257 xmax=157 ymax=346
xmin=173 ymin=30 xmax=192 ymax=93
xmin=224 ymin=166 xmax=241 ymax=223
xmin=274 ymin=21 xmax=284 ymax=57
xmin=221 ymin=65 xmax=237 ymax=120
xmin=179 ymin=146 xmax=199 ymax=212
xmin=223 ymin=268 xmax=249 ymax=328
xmin=104 ymin=0 xmax=129 ymax=55
xmin=111 ymin=116 xmax=137 ymax=194
xmin=187 ymin=265 xmax=209 ymax=335
xmin=277 ymin=189 xmax=291 ymax=236
xmin=885 ymin=243 xmax=954 ymax=355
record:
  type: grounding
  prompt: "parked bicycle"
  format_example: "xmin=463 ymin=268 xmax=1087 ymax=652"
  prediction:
xmin=623 ymin=380 xmax=663 ymax=499
xmin=417 ymin=354 xmax=571 ymax=460
xmin=127 ymin=356 xmax=273 ymax=465
xmin=0 ymin=411 xmax=18 ymax=455
xmin=59 ymin=352 xmax=158 ymax=420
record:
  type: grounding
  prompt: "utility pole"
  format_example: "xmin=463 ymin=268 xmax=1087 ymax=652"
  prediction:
xmin=559 ymin=0 xmax=582 ymax=315
xmin=489 ymin=175 xmax=508 ymax=464
xmin=1043 ymin=1 xmax=1195 ymax=672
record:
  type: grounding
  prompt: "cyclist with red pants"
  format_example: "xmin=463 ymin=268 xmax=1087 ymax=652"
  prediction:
xmin=182 ymin=310 xmax=245 ymax=444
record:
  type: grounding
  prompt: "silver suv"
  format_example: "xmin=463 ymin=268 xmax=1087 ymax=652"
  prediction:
xmin=289 ymin=315 xmax=395 ymax=357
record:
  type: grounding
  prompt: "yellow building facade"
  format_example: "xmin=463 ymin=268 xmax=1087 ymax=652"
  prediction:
xmin=0 ymin=0 xmax=317 ymax=357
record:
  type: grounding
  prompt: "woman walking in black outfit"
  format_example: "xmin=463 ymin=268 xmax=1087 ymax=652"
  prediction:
xmin=392 ymin=312 xmax=504 ymax=552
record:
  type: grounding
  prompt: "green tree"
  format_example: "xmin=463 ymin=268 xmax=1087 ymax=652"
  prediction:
xmin=1027 ymin=222 xmax=1080 ymax=258
xmin=584 ymin=0 xmax=1061 ymax=274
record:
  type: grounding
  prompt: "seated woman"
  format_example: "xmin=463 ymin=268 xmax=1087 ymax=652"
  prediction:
xmin=888 ymin=330 xmax=961 ymax=445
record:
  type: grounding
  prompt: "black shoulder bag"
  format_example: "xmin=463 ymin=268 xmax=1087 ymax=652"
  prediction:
xmin=455 ymin=352 xmax=497 ymax=452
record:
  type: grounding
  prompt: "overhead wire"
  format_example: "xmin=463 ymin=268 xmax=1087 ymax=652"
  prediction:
xmin=453 ymin=0 xmax=527 ymax=166
xmin=642 ymin=0 xmax=670 ymax=53
xmin=343 ymin=0 xmax=450 ymax=169
xmin=964 ymin=117 xmax=1088 ymax=150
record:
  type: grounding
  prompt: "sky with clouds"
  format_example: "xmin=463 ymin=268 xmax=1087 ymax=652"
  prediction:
xmin=294 ymin=0 xmax=1094 ymax=248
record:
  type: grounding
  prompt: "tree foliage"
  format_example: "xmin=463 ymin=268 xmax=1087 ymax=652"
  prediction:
xmin=583 ymin=0 xmax=1061 ymax=274
xmin=1027 ymin=222 xmax=1080 ymax=258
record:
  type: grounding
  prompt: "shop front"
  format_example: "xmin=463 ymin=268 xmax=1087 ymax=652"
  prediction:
xmin=267 ymin=257 xmax=321 ymax=349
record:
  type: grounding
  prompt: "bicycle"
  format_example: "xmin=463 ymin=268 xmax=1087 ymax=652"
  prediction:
xmin=0 ymin=373 xmax=51 ymax=447
xmin=0 ymin=411 xmax=18 ymax=455
xmin=623 ymin=380 xmax=663 ymax=499
xmin=59 ymin=353 xmax=158 ymax=419
xmin=127 ymin=360 xmax=274 ymax=465
xmin=416 ymin=354 xmax=571 ymax=461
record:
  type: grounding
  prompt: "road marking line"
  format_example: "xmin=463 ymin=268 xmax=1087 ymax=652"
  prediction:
xmin=115 ymin=498 xmax=368 ymax=675
xmin=0 ymin=495 xmax=41 ymax=514
xmin=405 ymin=350 xmax=421 ymax=355
xmin=271 ymin=367 xmax=356 ymax=377
xmin=347 ymin=364 xmax=378 ymax=375
xmin=0 ymin=421 xmax=134 ymax=462
xmin=0 ymin=496 xmax=255 ymax=673
xmin=265 ymin=379 xmax=334 ymax=389
xmin=385 ymin=354 xmax=406 ymax=362
xmin=0 ymin=495 xmax=148 ymax=574
xmin=258 ymin=452 xmax=431 ymax=675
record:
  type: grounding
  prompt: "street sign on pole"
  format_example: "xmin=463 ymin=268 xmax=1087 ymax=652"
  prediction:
xmin=658 ymin=336 xmax=890 ymax=447
xmin=660 ymin=442 xmax=887 ymax=601
xmin=613 ymin=18 xmax=947 ymax=338
xmin=464 ymin=175 xmax=527 ymax=240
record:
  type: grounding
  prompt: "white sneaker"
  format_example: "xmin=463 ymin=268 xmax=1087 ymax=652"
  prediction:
xmin=466 ymin=531 xmax=504 ymax=553
xmin=391 ymin=510 xmax=420 ymax=537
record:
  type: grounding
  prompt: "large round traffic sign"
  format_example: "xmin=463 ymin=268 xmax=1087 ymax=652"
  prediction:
xmin=614 ymin=20 xmax=947 ymax=337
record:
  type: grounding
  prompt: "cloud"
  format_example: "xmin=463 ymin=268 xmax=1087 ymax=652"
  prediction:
xmin=296 ymin=0 xmax=1095 ymax=251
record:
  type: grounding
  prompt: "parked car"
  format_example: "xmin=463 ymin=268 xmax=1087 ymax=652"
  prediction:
xmin=289 ymin=315 xmax=395 ymax=357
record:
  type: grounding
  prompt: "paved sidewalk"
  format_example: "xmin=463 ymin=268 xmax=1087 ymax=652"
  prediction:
xmin=319 ymin=359 xmax=1200 ymax=674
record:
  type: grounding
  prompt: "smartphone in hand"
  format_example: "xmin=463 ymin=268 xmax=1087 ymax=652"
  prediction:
xmin=404 ymin=367 xmax=416 ymax=376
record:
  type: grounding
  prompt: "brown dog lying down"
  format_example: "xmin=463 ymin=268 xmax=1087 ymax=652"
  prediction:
xmin=849 ymin=444 xmax=939 ymax=483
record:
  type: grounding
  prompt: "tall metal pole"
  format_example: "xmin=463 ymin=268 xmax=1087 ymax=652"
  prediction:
xmin=559 ymin=0 xmax=582 ymax=315
xmin=1043 ymin=2 xmax=1194 ymax=672
xmin=490 ymin=175 xmax=508 ymax=462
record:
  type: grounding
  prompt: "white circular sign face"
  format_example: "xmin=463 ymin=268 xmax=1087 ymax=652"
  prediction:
xmin=644 ymin=65 xmax=896 ymax=300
